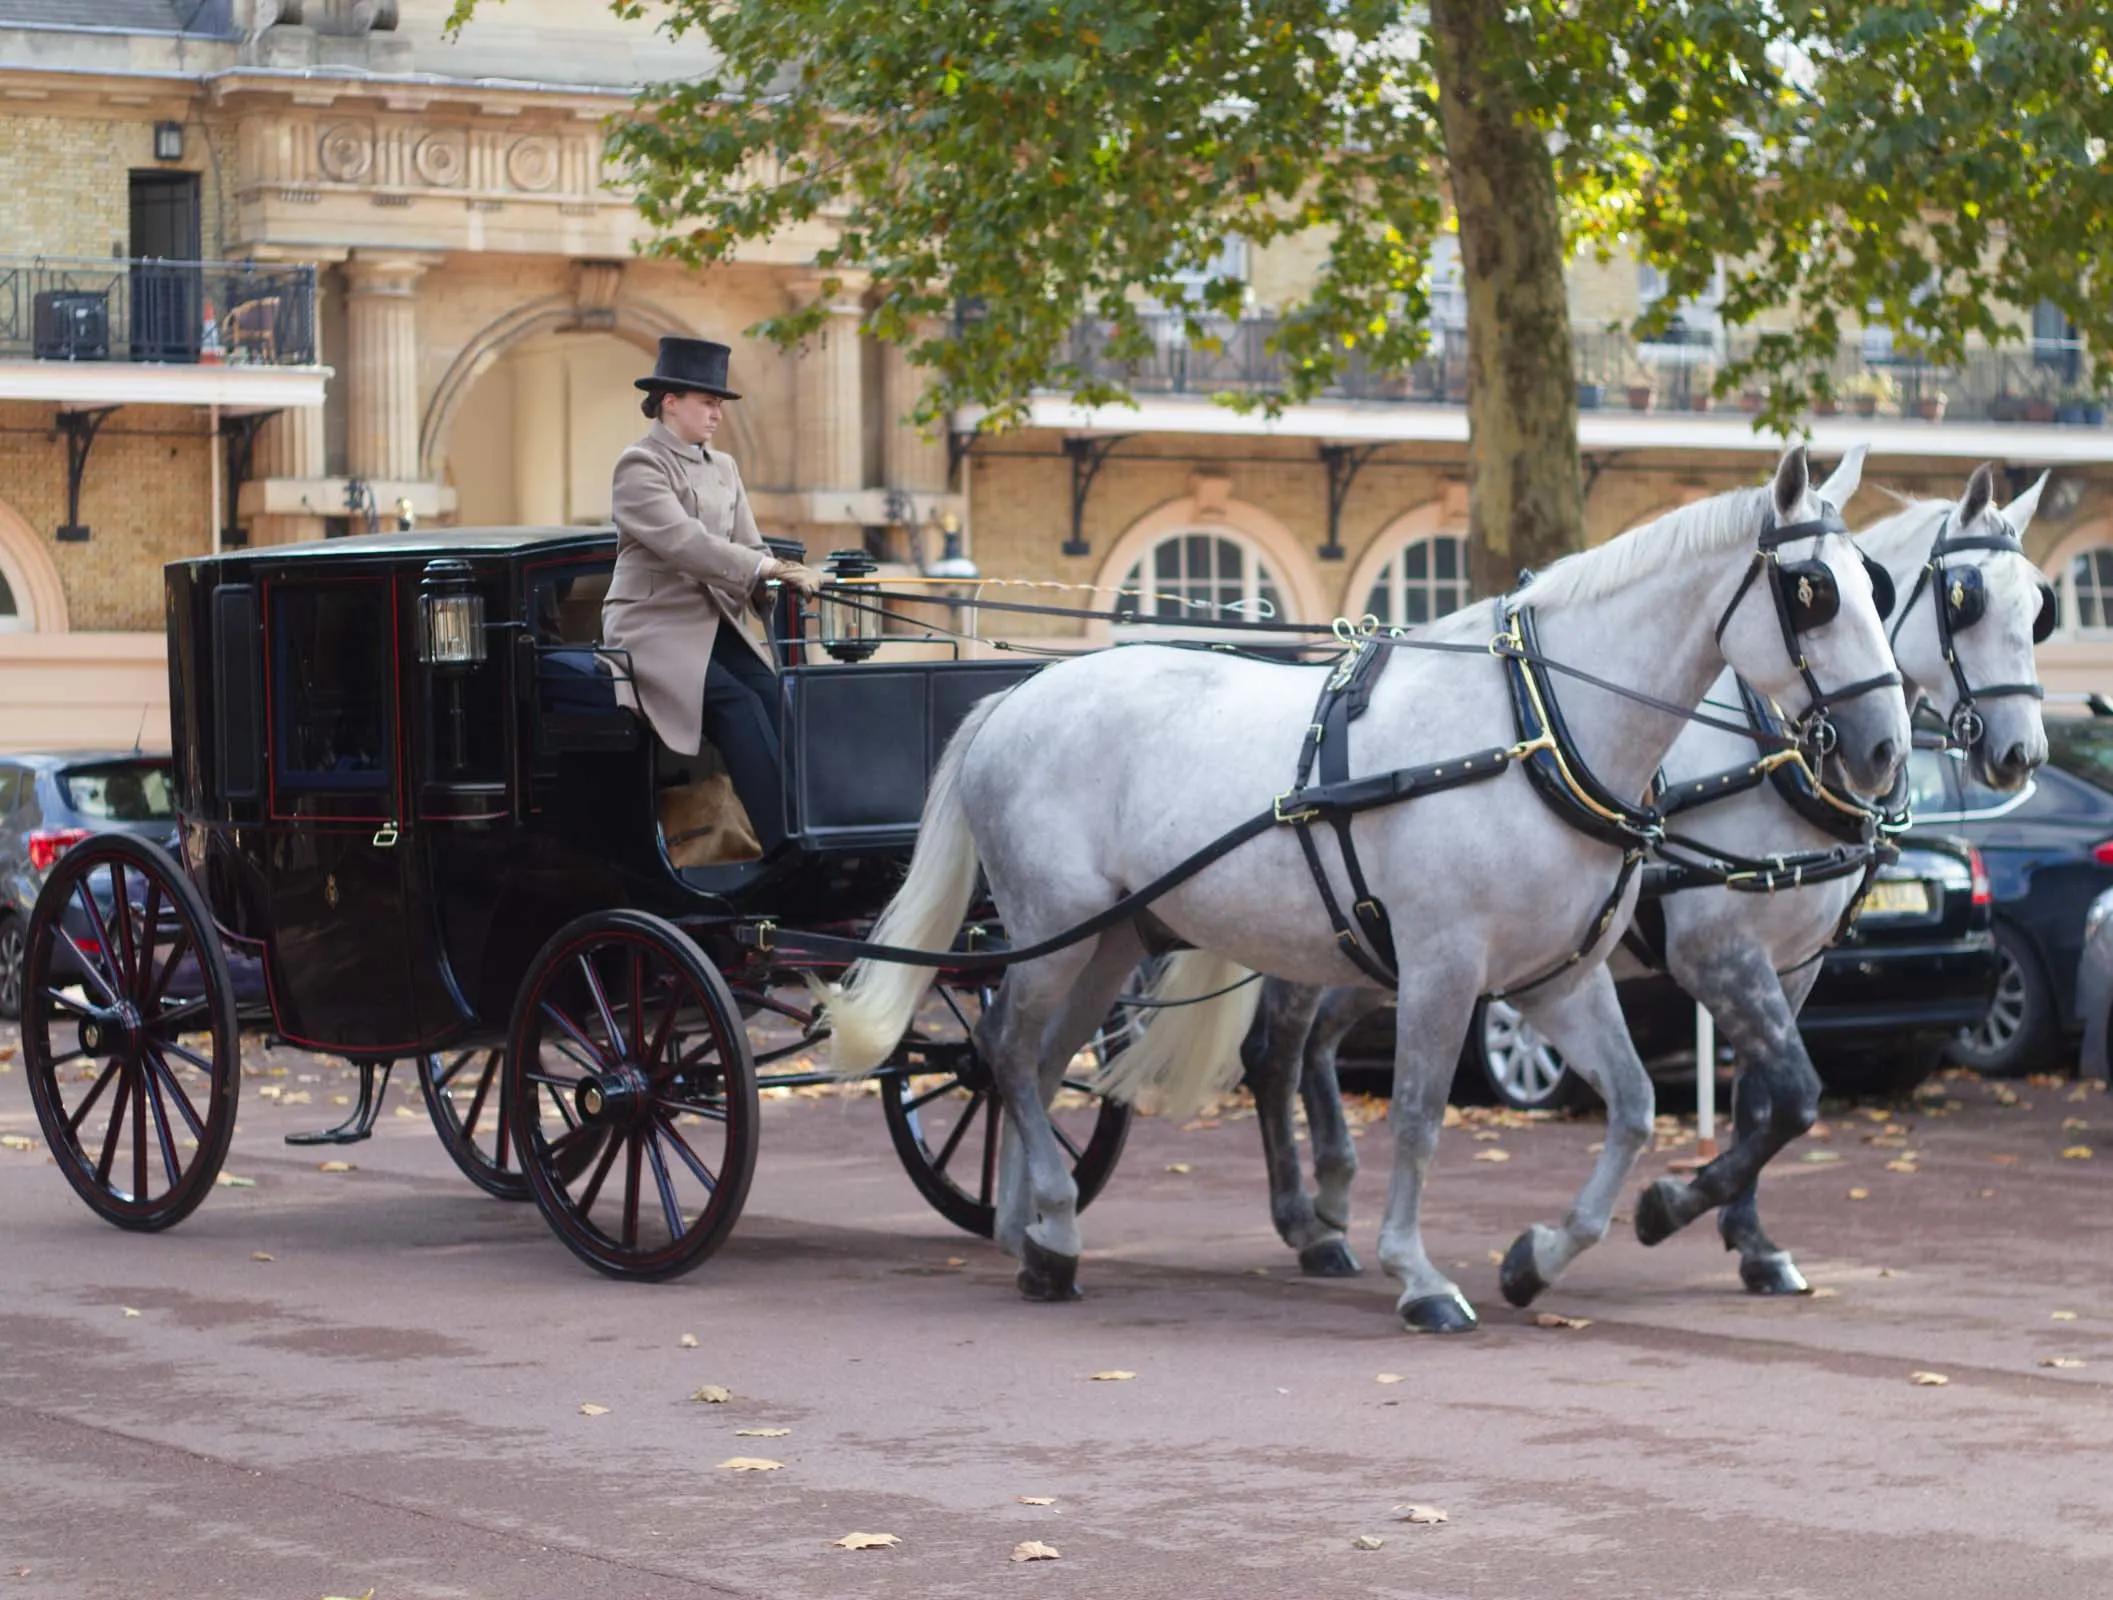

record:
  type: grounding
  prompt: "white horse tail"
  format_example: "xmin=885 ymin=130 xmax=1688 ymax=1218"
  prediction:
xmin=1093 ymin=951 xmax=1261 ymax=1119
xmin=816 ymin=696 xmax=996 ymax=1075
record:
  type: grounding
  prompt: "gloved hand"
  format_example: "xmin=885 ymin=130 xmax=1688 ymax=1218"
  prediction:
xmin=764 ymin=558 xmax=826 ymax=598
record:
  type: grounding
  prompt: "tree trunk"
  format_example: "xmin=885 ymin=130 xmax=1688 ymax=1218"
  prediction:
xmin=1428 ymin=0 xmax=1584 ymax=596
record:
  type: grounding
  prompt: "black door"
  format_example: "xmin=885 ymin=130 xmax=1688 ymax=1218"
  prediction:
xmin=259 ymin=577 xmax=426 ymax=1054
xmin=128 ymin=171 xmax=201 ymax=363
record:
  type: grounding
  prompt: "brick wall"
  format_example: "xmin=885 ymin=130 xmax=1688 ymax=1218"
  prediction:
xmin=0 ymin=109 xmax=229 ymax=262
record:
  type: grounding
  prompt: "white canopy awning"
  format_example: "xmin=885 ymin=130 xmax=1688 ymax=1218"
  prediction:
xmin=0 ymin=359 xmax=329 ymax=413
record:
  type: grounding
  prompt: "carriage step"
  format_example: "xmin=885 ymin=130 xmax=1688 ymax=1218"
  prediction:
xmin=283 ymin=1061 xmax=394 ymax=1147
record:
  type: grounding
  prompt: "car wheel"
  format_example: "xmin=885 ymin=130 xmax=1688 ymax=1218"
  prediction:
xmin=0 ymin=913 xmax=22 ymax=1021
xmin=1466 ymin=998 xmax=1596 ymax=1111
xmin=1949 ymin=922 xmax=2057 ymax=1078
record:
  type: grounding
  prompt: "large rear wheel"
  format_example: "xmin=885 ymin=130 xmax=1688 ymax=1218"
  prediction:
xmin=21 ymin=834 xmax=239 ymax=1231
xmin=506 ymin=911 xmax=758 ymax=1280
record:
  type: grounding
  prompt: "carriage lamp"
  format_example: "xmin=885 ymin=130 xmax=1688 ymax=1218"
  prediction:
xmin=819 ymin=548 xmax=882 ymax=662
xmin=417 ymin=558 xmax=486 ymax=670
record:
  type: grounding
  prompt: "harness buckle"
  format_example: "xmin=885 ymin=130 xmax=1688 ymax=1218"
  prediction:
xmin=1273 ymin=789 xmax=1320 ymax=825
xmin=751 ymin=919 xmax=777 ymax=954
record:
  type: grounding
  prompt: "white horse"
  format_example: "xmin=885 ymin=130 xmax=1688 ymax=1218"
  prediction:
xmin=1241 ymin=460 xmax=2051 ymax=1301
xmin=821 ymin=446 xmax=1909 ymax=1331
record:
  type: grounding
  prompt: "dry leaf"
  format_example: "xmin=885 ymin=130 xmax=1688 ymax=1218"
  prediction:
xmin=832 ymin=1531 xmax=899 ymax=1550
xmin=579 ymin=1403 xmax=610 ymax=1416
xmin=249 ymin=1251 xmax=274 ymax=1263
xmin=946 ymin=1256 xmax=966 ymax=1267
xmin=0 ymin=1134 xmax=36 ymax=1151
xmin=215 ymin=1173 xmax=256 ymax=1188
xmin=1089 ymin=1370 xmax=1136 ymax=1381
xmin=1884 ymin=1160 xmax=1919 ymax=1174
xmin=1533 ymin=1312 xmax=1592 ymax=1329
xmin=1848 ymin=1188 xmax=1871 ymax=1201
xmin=121 ymin=1307 xmax=141 ymax=1318
xmin=1472 ymin=1129 xmax=1503 ymax=1142
xmin=2040 ymin=1357 xmax=2086 ymax=1369
xmin=2061 ymin=1146 xmax=2095 ymax=1160
xmin=1165 ymin=1162 xmax=1192 ymax=1174
xmin=679 ymin=1333 xmax=699 ymax=1348
xmin=717 ymin=1457 xmax=783 ymax=1472
xmin=1811 ymin=1287 xmax=1841 ymax=1299
xmin=1011 ymin=1540 xmax=1061 ymax=1562
xmin=321 ymin=1591 xmax=375 ymax=1600
xmin=393 ymin=1105 xmax=419 ymax=1118
xmin=1394 ymin=1504 xmax=1450 ymax=1525
xmin=690 ymin=1385 xmax=732 ymax=1404
xmin=2052 ymin=1310 xmax=2079 ymax=1321
xmin=1471 ymin=1148 xmax=1511 ymax=1163
xmin=2063 ymin=1117 xmax=2091 ymax=1132
xmin=1351 ymin=1535 xmax=1385 ymax=1551
xmin=317 ymin=1160 xmax=355 ymax=1173
xmin=735 ymin=1427 xmax=790 ymax=1437
xmin=1486 ymin=1249 xmax=1505 ymax=1265
xmin=1374 ymin=1373 xmax=1405 ymax=1385
xmin=1910 ymin=1371 xmax=1950 ymax=1387
xmin=1802 ymin=1149 xmax=1842 ymax=1163
xmin=1017 ymin=1496 xmax=1056 ymax=1506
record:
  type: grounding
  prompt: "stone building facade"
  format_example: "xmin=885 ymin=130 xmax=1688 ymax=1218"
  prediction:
xmin=3 ymin=0 xmax=2113 ymax=753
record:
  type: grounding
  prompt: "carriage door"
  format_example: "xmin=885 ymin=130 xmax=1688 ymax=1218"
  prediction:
xmin=258 ymin=577 xmax=425 ymax=1054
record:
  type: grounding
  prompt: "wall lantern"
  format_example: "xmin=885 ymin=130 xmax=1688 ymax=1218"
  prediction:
xmin=819 ymin=548 xmax=881 ymax=662
xmin=417 ymin=558 xmax=486 ymax=670
xmin=925 ymin=510 xmax=979 ymax=581
xmin=153 ymin=121 xmax=184 ymax=163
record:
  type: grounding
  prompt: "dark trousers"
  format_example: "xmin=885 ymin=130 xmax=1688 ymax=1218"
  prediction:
xmin=703 ymin=628 xmax=786 ymax=851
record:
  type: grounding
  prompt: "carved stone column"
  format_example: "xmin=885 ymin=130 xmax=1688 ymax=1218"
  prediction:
xmin=791 ymin=274 xmax=867 ymax=494
xmin=882 ymin=333 xmax=951 ymax=495
xmin=512 ymin=343 xmax=569 ymax=527
xmin=343 ymin=251 xmax=430 ymax=484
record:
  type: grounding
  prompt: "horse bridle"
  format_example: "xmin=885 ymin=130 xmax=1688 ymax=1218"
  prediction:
xmin=1713 ymin=501 xmax=1903 ymax=758
xmin=1887 ymin=509 xmax=2055 ymax=752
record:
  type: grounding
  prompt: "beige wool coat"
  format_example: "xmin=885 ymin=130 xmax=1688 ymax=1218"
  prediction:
xmin=604 ymin=420 xmax=776 ymax=755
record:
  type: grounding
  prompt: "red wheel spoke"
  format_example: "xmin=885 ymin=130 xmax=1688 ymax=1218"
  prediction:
xmin=656 ymin=1096 xmax=727 ymax=1121
xmin=545 ymin=1121 xmax=602 ymax=1167
xmin=432 ymin=1052 xmax=474 ymax=1089
xmin=460 ymin=1050 xmax=499 ymax=1141
xmin=131 ymin=1064 xmax=148 ymax=1200
xmin=148 ymin=996 xmax=208 ymax=1031
xmin=643 ymin=1129 xmax=686 ymax=1242
xmin=629 ymin=951 xmax=648 ymax=1062
xmin=538 ymin=999 xmax=613 ymax=1073
xmin=904 ymin=1077 xmax=967 ymax=1114
xmin=112 ymin=865 xmax=139 ymax=993
xmin=142 ymin=1048 xmax=207 ymax=1140
xmin=71 ymin=877 xmax=122 ymax=1002
xmin=67 ymin=1058 xmax=123 ymax=1134
xmin=41 ymin=986 xmax=96 ymax=1020
xmin=94 ymin=1065 xmax=129 ymax=1185
xmin=577 ymin=953 xmax=624 ymax=1060
xmin=526 ymin=1069 xmax=585 ymax=1093
xmin=978 ymin=1092 xmax=1000 ymax=1207
xmin=1049 ymin=1118 xmax=1084 ymax=1164
xmin=141 ymin=1062 xmax=183 ymax=1190
xmin=930 ymin=1092 xmax=983 ymax=1176
xmin=145 ymin=926 xmax=193 ymax=1009
xmin=493 ymin=1073 xmax=511 ymax=1169
xmin=573 ymin=1125 xmax=624 ymax=1216
xmin=654 ymin=1113 xmax=718 ymax=1192
xmin=154 ymin=1037 xmax=215 ymax=1075
xmin=620 ymin=1133 xmax=644 ymax=1249
xmin=58 ymin=927 xmax=121 ymax=1009
xmin=644 ymin=976 xmax=684 ymax=1070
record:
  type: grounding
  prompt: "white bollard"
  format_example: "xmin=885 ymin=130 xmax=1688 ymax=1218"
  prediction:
xmin=1694 ymin=999 xmax=1718 ymax=1159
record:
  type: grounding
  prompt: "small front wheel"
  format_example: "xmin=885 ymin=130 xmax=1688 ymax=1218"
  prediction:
xmin=505 ymin=911 xmax=758 ymax=1280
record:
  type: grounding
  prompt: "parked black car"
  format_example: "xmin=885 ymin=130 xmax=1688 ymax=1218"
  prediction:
xmin=1900 ymin=714 xmax=2113 ymax=1075
xmin=0 ymin=752 xmax=178 ymax=1019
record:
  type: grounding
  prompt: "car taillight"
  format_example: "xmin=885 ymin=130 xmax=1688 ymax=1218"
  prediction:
xmin=26 ymin=828 xmax=90 ymax=872
xmin=2094 ymin=839 xmax=2113 ymax=867
xmin=1968 ymin=845 xmax=1993 ymax=906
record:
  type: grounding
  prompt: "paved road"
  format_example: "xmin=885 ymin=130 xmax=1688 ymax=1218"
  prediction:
xmin=1 ymin=1023 xmax=2108 ymax=1599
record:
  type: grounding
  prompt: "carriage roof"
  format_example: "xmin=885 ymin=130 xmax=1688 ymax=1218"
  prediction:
xmin=174 ymin=526 xmax=619 ymax=571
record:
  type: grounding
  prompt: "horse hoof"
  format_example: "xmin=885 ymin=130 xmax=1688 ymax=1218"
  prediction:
xmin=1016 ymin=1236 xmax=1083 ymax=1302
xmin=1498 ymin=1232 xmax=1549 ymax=1308
xmin=1739 ymin=1252 xmax=1810 ymax=1296
xmin=1298 ymin=1239 xmax=1362 ymax=1278
xmin=1401 ymin=1291 xmax=1479 ymax=1334
xmin=1633 ymin=1177 xmax=1689 ymax=1248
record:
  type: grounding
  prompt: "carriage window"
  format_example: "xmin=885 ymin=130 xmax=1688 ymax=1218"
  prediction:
xmin=1364 ymin=534 xmax=1472 ymax=629
xmin=272 ymin=583 xmax=392 ymax=792
xmin=531 ymin=566 xmax=613 ymax=645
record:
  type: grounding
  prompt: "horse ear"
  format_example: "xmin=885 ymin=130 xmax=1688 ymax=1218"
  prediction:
xmin=1816 ymin=442 xmax=1867 ymax=510
xmin=2004 ymin=469 xmax=2050 ymax=539
xmin=1773 ymin=445 xmax=1810 ymax=517
xmin=1960 ymin=462 xmax=1995 ymax=527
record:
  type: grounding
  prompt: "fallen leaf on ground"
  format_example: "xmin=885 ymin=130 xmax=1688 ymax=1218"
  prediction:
xmin=316 ymin=1160 xmax=355 ymax=1173
xmin=121 ymin=1307 xmax=141 ymax=1318
xmin=1011 ymin=1540 xmax=1060 ymax=1562
xmin=1089 ymin=1370 xmax=1136 ymax=1382
xmin=2052 ymin=1310 xmax=2079 ymax=1321
xmin=1884 ymin=1160 xmax=1919 ymax=1174
xmin=717 ymin=1457 xmax=783 ymax=1472
xmin=2063 ymin=1117 xmax=2091 ymax=1132
xmin=735 ymin=1427 xmax=790 ymax=1437
xmin=579 ymin=1403 xmax=609 ymax=1416
xmin=679 ymin=1333 xmax=699 ymax=1348
xmin=832 ymin=1531 xmax=899 ymax=1550
xmin=1910 ymin=1371 xmax=1950 ymax=1386
xmin=1471 ymin=1149 xmax=1511 ymax=1163
xmin=1017 ymin=1495 xmax=1056 ymax=1505
xmin=1165 ymin=1162 xmax=1192 ymax=1174
xmin=1486 ymin=1249 xmax=1505 ymax=1265
xmin=249 ymin=1251 xmax=274 ymax=1263
xmin=1848 ymin=1188 xmax=1870 ymax=1201
xmin=1471 ymin=1129 xmax=1503 ymax=1142
xmin=1802 ymin=1150 xmax=1842 ymax=1163
xmin=2040 ymin=1357 xmax=2086 ymax=1369
xmin=215 ymin=1173 xmax=256 ymax=1188
xmin=1351 ymin=1535 xmax=1385 ymax=1550
xmin=690 ymin=1385 xmax=732 ymax=1404
xmin=331 ymin=1094 xmax=350 ymax=1107
xmin=1178 ymin=1118 xmax=1221 ymax=1131
xmin=1375 ymin=1373 xmax=1405 ymax=1385
xmin=1811 ymin=1287 xmax=1841 ymax=1299
xmin=2061 ymin=1146 xmax=2094 ymax=1160
xmin=321 ymin=1591 xmax=375 ymax=1600
xmin=946 ymin=1256 xmax=966 ymax=1267
xmin=1533 ymin=1312 xmax=1592 ymax=1329
xmin=1991 ymin=1153 xmax=2020 ymax=1165
xmin=1394 ymin=1504 xmax=1450 ymax=1524
xmin=393 ymin=1105 xmax=419 ymax=1118
xmin=0 ymin=1134 xmax=35 ymax=1151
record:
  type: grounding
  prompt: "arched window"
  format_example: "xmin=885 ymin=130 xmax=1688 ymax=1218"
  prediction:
xmin=1115 ymin=531 xmax=1288 ymax=626
xmin=0 ymin=566 xmax=21 ymax=634
xmin=2064 ymin=547 xmax=2113 ymax=636
xmin=1361 ymin=534 xmax=1472 ymax=629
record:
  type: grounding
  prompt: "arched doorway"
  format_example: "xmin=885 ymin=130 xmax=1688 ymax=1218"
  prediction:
xmin=0 ymin=495 xmax=68 ymax=634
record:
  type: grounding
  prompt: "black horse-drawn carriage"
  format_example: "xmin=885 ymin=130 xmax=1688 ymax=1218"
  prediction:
xmin=15 ymin=528 xmax=1132 ymax=1279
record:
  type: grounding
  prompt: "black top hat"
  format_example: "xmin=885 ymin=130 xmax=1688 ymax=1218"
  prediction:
xmin=635 ymin=336 xmax=742 ymax=401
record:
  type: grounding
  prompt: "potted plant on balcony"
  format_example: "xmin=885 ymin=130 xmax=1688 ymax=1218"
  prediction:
xmin=1686 ymin=364 xmax=1717 ymax=412
xmin=1624 ymin=375 xmax=1655 ymax=411
xmin=1990 ymin=390 xmax=2024 ymax=423
xmin=1577 ymin=380 xmax=1606 ymax=410
xmin=1910 ymin=388 xmax=1948 ymax=422
xmin=2055 ymin=388 xmax=2104 ymax=425
xmin=1811 ymin=388 xmax=1841 ymax=418
xmin=1843 ymin=369 xmax=1895 ymax=418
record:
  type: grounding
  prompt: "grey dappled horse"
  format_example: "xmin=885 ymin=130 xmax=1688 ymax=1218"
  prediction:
xmin=822 ymin=447 xmax=1909 ymax=1332
xmin=1243 ymin=459 xmax=2051 ymax=1301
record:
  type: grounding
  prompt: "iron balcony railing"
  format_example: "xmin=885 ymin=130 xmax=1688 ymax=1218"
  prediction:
xmin=1038 ymin=309 xmax=2106 ymax=426
xmin=0 ymin=255 xmax=318 ymax=369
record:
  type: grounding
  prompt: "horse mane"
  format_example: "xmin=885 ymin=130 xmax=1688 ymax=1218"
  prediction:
xmin=1854 ymin=495 xmax=1956 ymax=561
xmin=1514 ymin=486 xmax=1769 ymax=613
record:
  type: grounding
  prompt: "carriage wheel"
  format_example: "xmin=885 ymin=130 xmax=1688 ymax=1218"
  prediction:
xmin=880 ymin=983 xmax=1133 ymax=1239
xmin=420 ymin=1046 xmax=604 ymax=1201
xmin=20 ymin=833 xmax=239 ymax=1231
xmin=505 ymin=910 xmax=758 ymax=1281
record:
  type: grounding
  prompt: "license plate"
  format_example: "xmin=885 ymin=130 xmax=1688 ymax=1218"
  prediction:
xmin=1860 ymin=879 xmax=1932 ymax=918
